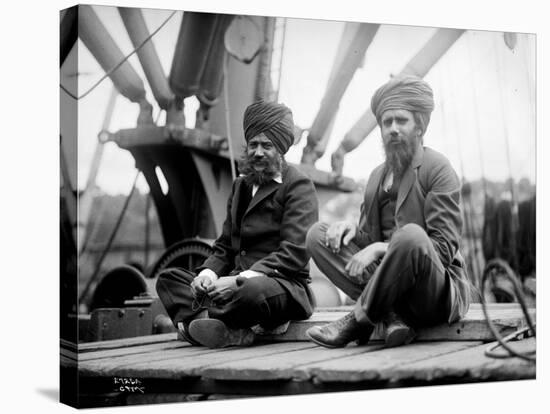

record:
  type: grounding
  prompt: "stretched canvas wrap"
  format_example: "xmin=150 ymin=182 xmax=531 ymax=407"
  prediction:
xmin=60 ymin=3 xmax=536 ymax=409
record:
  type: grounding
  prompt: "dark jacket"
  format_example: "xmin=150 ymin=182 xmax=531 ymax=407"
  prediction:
xmin=198 ymin=164 xmax=319 ymax=318
xmin=355 ymin=146 xmax=471 ymax=323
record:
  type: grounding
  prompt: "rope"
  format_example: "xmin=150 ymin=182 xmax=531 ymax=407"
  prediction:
xmin=79 ymin=171 xmax=141 ymax=305
xmin=274 ymin=18 xmax=287 ymax=102
xmin=144 ymin=192 xmax=151 ymax=269
xmin=154 ymin=108 xmax=164 ymax=124
xmin=223 ymin=52 xmax=237 ymax=181
xmin=439 ymin=54 xmax=483 ymax=287
xmin=520 ymin=34 xmax=536 ymax=145
xmin=78 ymin=197 xmax=107 ymax=258
xmin=466 ymin=31 xmax=489 ymax=199
xmin=60 ymin=10 xmax=177 ymax=101
xmin=480 ymin=258 xmax=536 ymax=362
xmin=492 ymin=36 xmax=517 ymax=204
xmin=493 ymin=35 xmax=520 ymax=273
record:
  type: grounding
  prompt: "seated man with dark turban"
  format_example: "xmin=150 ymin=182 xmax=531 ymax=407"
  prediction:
xmin=305 ymin=75 xmax=472 ymax=348
xmin=156 ymin=101 xmax=318 ymax=348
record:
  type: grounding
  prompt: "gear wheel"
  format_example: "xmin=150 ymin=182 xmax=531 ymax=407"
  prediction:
xmin=148 ymin=238 xmax=213 ymax=279
xmin=89 ymin=264 xmax=148 ymax=311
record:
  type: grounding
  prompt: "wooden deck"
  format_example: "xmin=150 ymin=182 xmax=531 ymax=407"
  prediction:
xmin=61 ymin=304 xmax=536 ymax=408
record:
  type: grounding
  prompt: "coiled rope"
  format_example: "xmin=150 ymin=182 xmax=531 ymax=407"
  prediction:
xmin=480 ymin=258 xmax=536 ymax=362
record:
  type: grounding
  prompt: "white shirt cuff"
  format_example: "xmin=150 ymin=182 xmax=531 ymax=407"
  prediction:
xmin=239 ymin=270 xmax=266 ymax=279
xmin=198 ymin=268 xmax=219 ymax=282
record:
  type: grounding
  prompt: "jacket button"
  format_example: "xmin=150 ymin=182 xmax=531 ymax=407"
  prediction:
xmin=240 ymin=250 xmax=246 ymax=256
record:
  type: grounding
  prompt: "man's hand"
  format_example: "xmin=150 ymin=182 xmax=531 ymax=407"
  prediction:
xmin=190 ymin=274 xmax=215 ymax=298
xmin=345 ymin=242 xmax=388 ymax=279
xmin=325 ymin=221 xmax=357 ymax=253
xmin=208 ymin=276 xmax=239 ymax=304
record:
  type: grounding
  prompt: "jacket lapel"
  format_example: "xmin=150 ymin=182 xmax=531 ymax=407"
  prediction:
xmin=244 ymin=165 xmax=287 ymax=216
xmin=396 ymin=145 xmax=424 ymax=213
xmin=244 ymin=161 xmax=286 ymax=218
xmin=245 ymin=180 xmax=280 ymax=216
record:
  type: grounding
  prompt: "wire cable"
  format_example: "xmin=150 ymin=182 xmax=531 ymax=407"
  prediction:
xmin=79 ymin=171 xmax=141 ymax=306
xmin=60 ymin=10 xmax=177 ymax=101
xmin=223 ymin=52 xmax=237 ymax=181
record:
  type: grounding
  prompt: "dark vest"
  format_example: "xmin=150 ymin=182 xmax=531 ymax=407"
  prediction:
xmin=378 ymin=171 xmax=400 ymax=242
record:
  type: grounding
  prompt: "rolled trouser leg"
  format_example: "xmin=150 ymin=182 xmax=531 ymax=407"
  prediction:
xmin=306 ymin=221 xmax=365 ymax=300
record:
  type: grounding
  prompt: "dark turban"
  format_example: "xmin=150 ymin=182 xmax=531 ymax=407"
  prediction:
xmin=371 ymin=75 xmax=434 ymax=135
xmin=243 ymin=101 xmax=295 ymax=154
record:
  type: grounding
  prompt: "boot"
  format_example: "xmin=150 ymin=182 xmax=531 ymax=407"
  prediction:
xmin=189 ymin=319 xmax=255 ymax=348
xmin=306 ymin=311 xmax=374 ymax=348
xmin=383 ymin=312 xmax=415 ymax=348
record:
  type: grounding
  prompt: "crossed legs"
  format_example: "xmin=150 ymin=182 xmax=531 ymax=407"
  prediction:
xmin=156 ymin=268 xmax=301 ymax=347
xmin=306 ymin=222 xmax=451 ymax=346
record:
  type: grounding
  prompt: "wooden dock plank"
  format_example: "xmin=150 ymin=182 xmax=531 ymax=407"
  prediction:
xmin=317 ymin=303 xmax=532 ymax=312
xmin=77 ymin=333 xmax=177 ymax=352
xmin=60 ymin=338 xmax=78 ymax=352
xmin=60 ymin=346 xmax=78 ymax=361
xmin=79 ymin=342 xmax=317 ymax=379
xmin=202 ymin=343 xmax=385 ymax=381
xmin=71 ymin=304 xmax=534 ymax=353
xmin=73 ymin=303 xmax=536 ymax=397
xmin=262 ymin=306 xmax=535 ymax=342
xmin=392 ymin=337 xmax=536 ymax=381
xmin=294 ymin=341 xmax=481 ymax=383
xmin=79 ymin=340 xmax=189 ymax=362
xmin=78 ymin=345 xmax=223 ymax=376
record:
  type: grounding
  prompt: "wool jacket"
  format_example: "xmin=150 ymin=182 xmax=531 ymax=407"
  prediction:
xmin=355 ymin=146 xmax=471 ymax=323
xmin=198 ymin=164 xmax=319 ymax=318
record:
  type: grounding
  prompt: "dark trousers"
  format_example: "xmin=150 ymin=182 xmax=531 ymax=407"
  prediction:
xmin=306 ymin=222 xmax=451 ymax=328
xmin=155 ymin=268 xmax=301 ymax=329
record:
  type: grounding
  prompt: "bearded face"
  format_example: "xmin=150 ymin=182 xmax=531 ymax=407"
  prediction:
xmin=238 ymin=133 xmax=284 ymax=186
xmin=380 ymin=109 xmax=422 ymax=177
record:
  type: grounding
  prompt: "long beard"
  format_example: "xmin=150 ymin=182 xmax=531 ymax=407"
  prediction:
xmin=238 ymin=151 xmax=284 ymax=186
xmin=383 ymin=136 xmax=419 ymax=178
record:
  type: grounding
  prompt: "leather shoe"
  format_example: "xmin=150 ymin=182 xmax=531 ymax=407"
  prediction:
xmin=306 ymin=311 xmax=374 ymax=348
xmin=383 ymin=312 xmax=415 ymax=348
xmin=175 ymin=310 xmax=208 ymax=346
xmin=189 ymin=319 xmax=255 ymax=348
xmin=176 ymin=322 xmax=201 ymax=346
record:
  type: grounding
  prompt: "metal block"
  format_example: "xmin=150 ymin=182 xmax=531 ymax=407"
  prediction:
xmin=88 ymin=308 xmax=153 ymax=341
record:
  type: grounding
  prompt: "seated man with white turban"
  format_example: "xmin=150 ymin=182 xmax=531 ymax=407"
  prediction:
xmin=305 ymin=75 xmax=472 ymax=348
xmin=156 ymin=101 xmax=318 ymax=348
